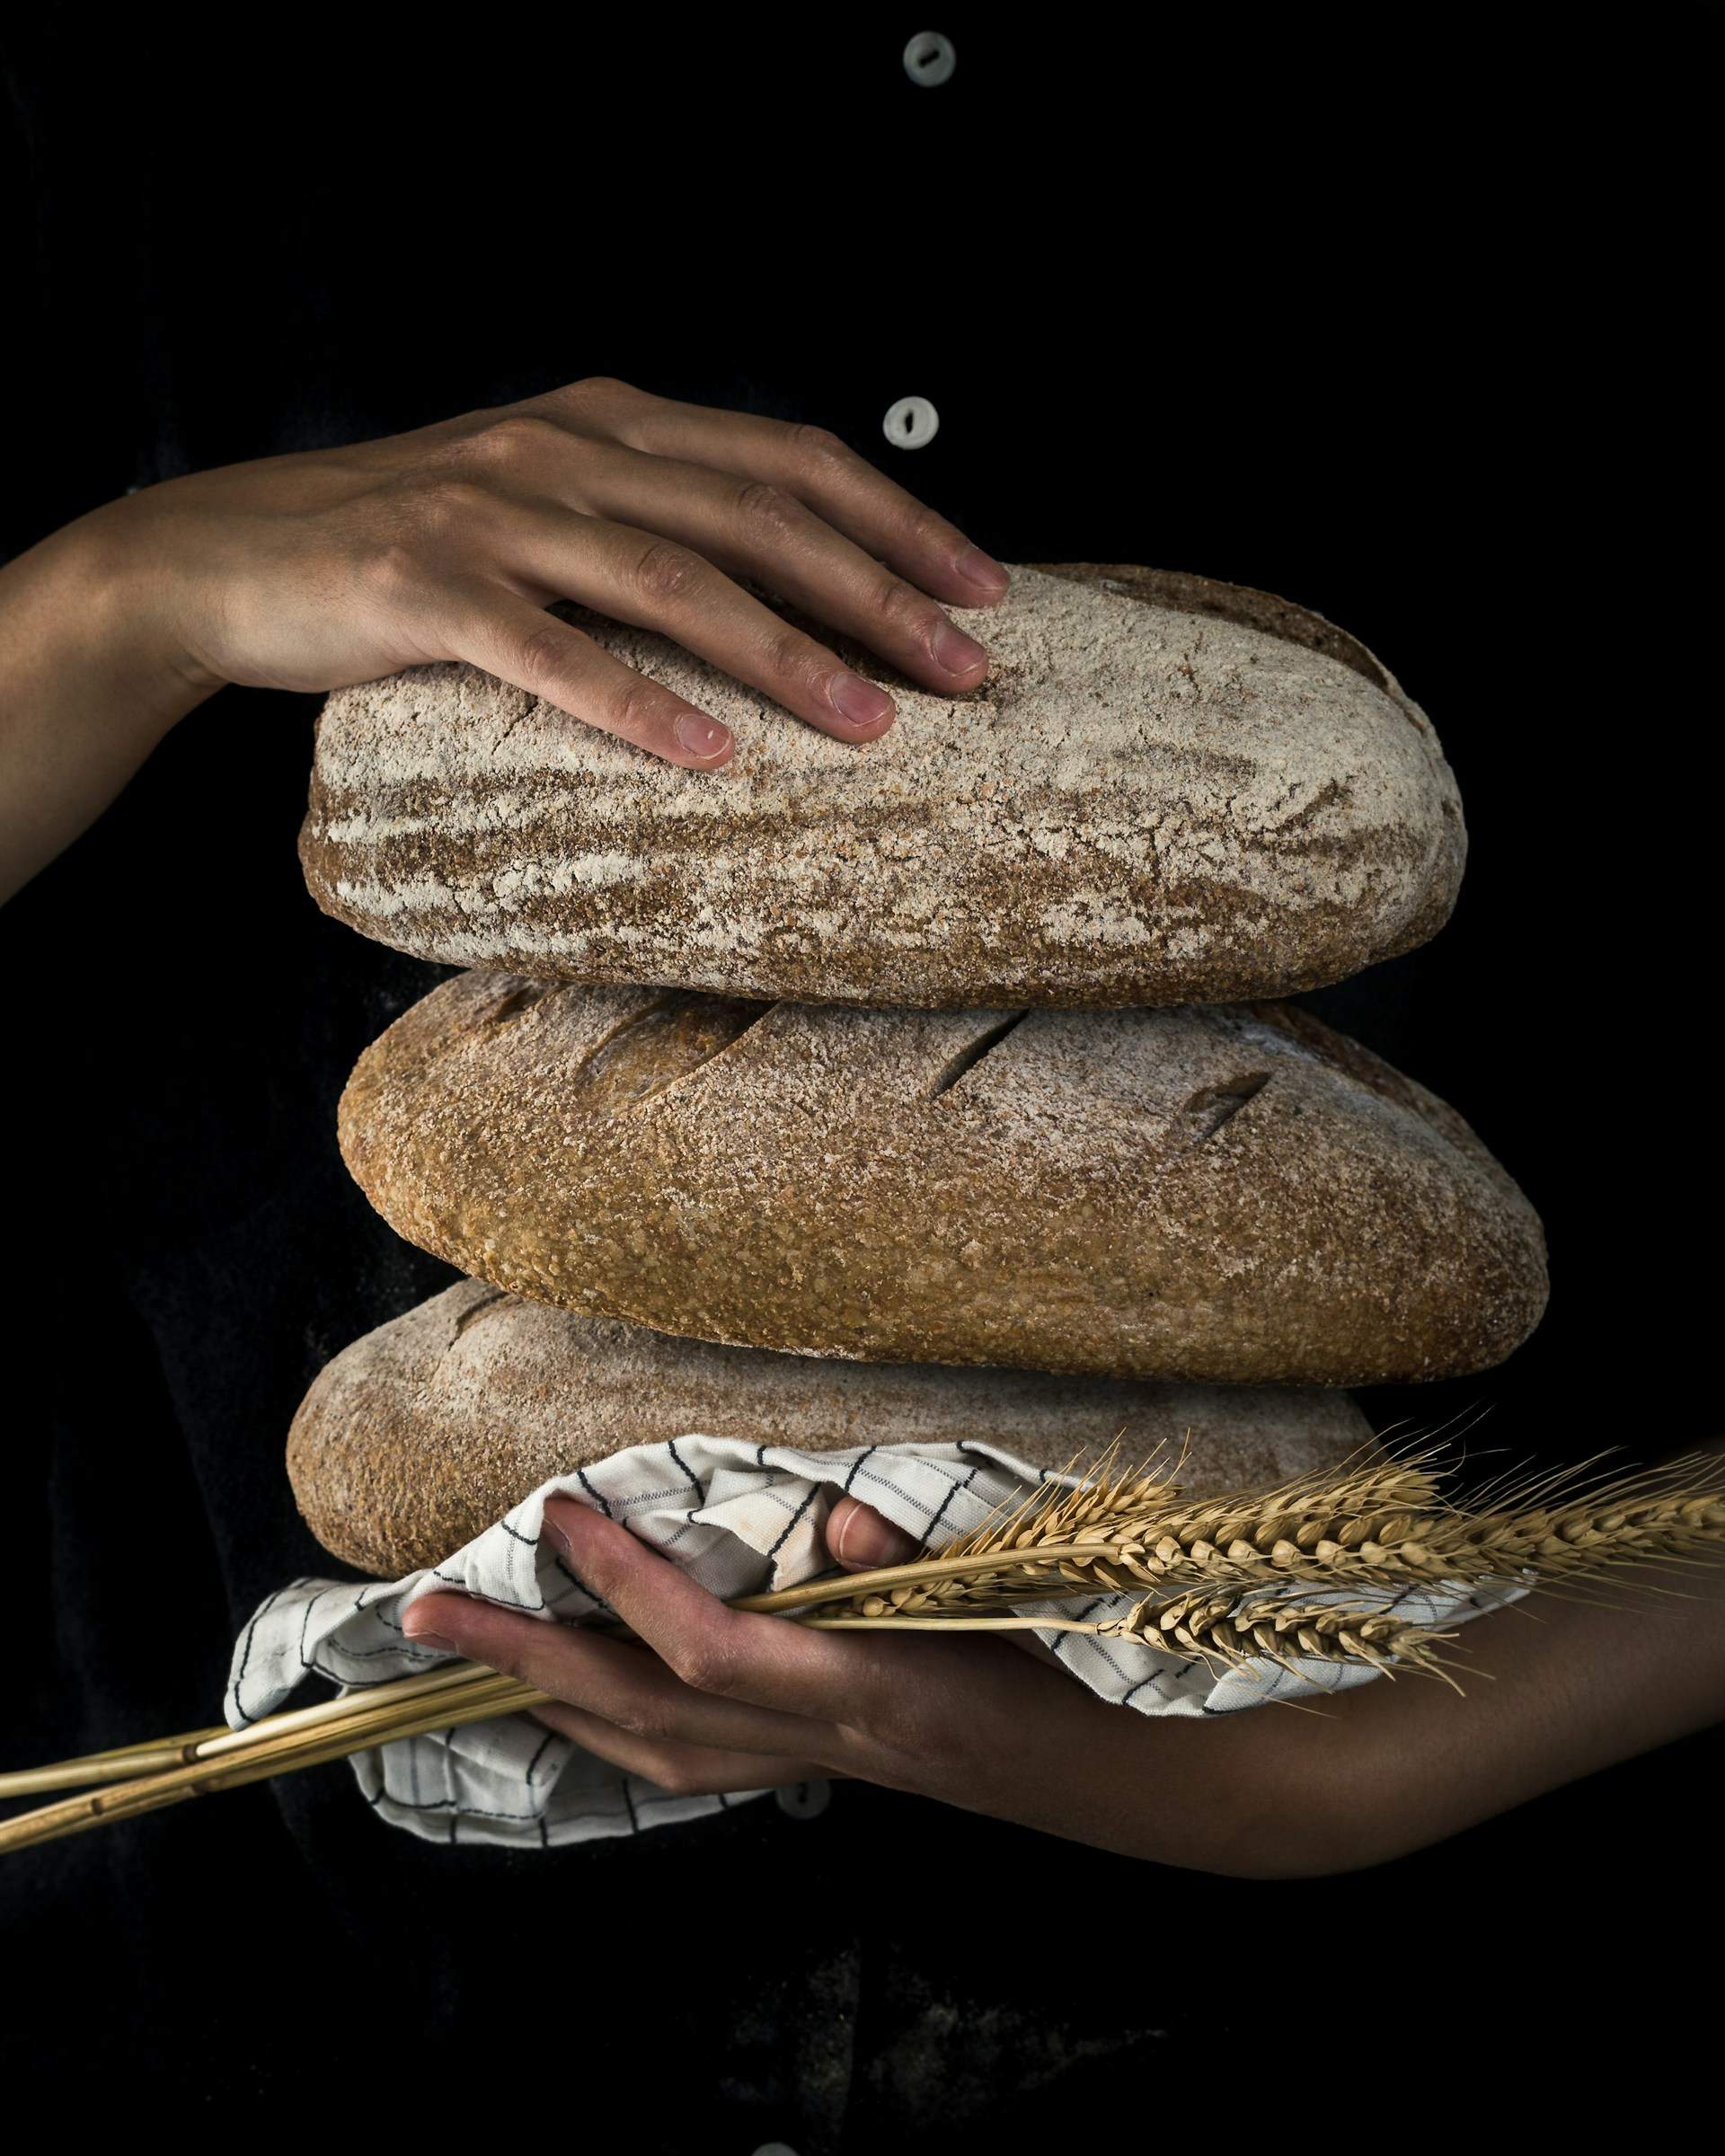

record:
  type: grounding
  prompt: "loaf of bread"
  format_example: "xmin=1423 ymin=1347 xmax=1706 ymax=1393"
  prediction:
xmin=338 ymin=974 xmax=1548 ymax=1385
xmin=301 ymin=562 xmax=1465 ymax=1010
xmin=288 ymin=1278 xmax=1376 ymax=1577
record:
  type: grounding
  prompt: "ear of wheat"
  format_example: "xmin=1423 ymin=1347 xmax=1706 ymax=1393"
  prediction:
xmin=1106 ymin=1590 xmax=1461 ymax=1686
xmin=2 ymin=1443 xmax=1721 ymax=1856
xmin=736 ymin=1446 xmax=1725 ymax=1622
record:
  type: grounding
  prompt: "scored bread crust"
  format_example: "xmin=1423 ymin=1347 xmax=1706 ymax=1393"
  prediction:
xmin=300 ymin=562 xmax=1465 ymax=1010
xmin=337 ymin=974 xmax=1548 ymax=1387
xmin=288 ymin=1280 xmax=1377 ymax=1577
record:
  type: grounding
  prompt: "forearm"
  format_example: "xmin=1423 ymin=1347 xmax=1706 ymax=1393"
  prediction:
xmin=1023 ymin=1548 xmax=1725 ymax=1879
xmin=3 ymin=379 xmax=1017 ymax=906
xmin=405 ymin=1489 xmax=1725 ymax=1881
xmin=0 ymin=503 xmax=215 ymax=901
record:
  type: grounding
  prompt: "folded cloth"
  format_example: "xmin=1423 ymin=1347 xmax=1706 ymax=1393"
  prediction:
xmin=228 ymin=1436 xmax=1521 ymax=1850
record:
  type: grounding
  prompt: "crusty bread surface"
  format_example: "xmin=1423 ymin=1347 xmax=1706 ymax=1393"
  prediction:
xmin=288 ymin=1279 xmax=1377 ymax=1577
xmin=336 ymin=975 xmax=1548 ymax=1387
xmin=301 ymin=562 xmax=1465 ymax=1009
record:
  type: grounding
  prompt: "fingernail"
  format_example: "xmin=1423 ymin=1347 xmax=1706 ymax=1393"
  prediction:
xmin=835 ymin=1505 xmax=922 ymax=1571
xmin=955 ymin=545 xmax=1011 ymax=596
xmin=544 ymin=1517 xmax=571 ymax=1557
xmin=675 ymin=711 xmax=731 ymax=759
xmin=828 ymin=670 xmax=896 ymax=732
xmin=402 ymin=1613 xmax=459 ymax=1651
xmin=932 ymin=621 xmax=988 ymax=678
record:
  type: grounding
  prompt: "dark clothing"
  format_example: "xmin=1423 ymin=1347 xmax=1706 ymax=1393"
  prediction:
xmin=1 ymin=13 xmax=1715 ymax=2139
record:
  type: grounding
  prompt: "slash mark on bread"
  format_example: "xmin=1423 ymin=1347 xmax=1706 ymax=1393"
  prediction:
xmin=574 ymin=987 xmax=685 ymax=1062
xmin=483 ymin=981 xmax=559 ymax=1026
xmin=579 ymin=990 xmax=777 ymax=1112
xmin=1183 ymin=1072 xmax=1271 ymax=1145
xmin=928 ymin=1012 xmax=1031 ymax=1101
xmin=451 ymin=1287 xmax=512 ymax=1339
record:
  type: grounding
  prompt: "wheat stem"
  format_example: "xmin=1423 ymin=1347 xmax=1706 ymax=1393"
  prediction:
xmin=0 ymin=1670 xmax=546 ymax=1857
xmin=4 ymin=1446 xmax=1719 ymax=1855
xmin=0 ymin=1657 xmax=542 ymax=1801
xmin=0 ymin=1727 xmax=230 ymax=1799
xmin=802 ymin=1614 xmax=1122 ymax=1635
xmin=755 ymin=1457 xmax=1725 ymax=1622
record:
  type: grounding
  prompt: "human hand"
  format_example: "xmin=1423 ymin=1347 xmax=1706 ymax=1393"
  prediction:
xmin=399 ymin=1493 xmax=1120 ymax=1824
xmin=98 ymin=376 xmax=1011 ymax=766
xmin=395 ymin=1477 xmax=1725 ymax=1878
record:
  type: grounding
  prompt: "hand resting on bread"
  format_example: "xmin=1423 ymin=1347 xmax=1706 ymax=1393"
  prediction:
xmin=0 ymin=376 xmax=1009 ymax=899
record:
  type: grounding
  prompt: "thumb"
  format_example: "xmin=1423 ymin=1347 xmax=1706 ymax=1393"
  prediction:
xmin=826 ymin=1495 xmax=924 ymax=1572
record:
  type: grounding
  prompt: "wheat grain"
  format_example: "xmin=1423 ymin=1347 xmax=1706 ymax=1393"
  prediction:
xmin=5 ymin=1445 xmax=1721 ymax=1857
xmin=1105 ymin=1589 xmax=1458 ymax=1683
xmin=747 ymin=1451 xmax=1725 ymax=1623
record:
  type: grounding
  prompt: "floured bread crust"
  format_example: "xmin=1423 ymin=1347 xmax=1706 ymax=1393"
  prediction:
xmin=337 ymin=975 xmax=1548 ymax=1386
xmin=288 ymin=1279 xmax=1376 ymax=1577
xmin=301 ymin=563 xmax=1465 ymax=1008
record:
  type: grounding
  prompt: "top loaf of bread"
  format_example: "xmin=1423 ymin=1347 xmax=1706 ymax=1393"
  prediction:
xmin=300 ymin=563 xmax=1466 ymax=1009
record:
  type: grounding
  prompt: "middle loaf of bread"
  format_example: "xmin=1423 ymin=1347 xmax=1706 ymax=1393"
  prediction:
xmin=339 ymin=973 xmax=1548 ymax=1386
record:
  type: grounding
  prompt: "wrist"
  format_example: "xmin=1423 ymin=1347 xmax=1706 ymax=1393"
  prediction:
xmin=58 ymin=495 xmax=225 ymax=741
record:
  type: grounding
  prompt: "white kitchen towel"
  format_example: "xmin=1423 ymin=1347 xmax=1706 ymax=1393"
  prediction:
xmin=228 ymin=1436 xmax=1522 ymax=1849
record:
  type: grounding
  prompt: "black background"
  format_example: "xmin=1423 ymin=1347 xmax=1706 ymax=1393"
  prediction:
xmin=1 ymin=10 xmax=1717 ymax=2137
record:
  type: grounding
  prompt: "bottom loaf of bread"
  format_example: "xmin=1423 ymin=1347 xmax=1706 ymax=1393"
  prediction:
xmin=287 ymin=1278 xmax=1376 ymax=1577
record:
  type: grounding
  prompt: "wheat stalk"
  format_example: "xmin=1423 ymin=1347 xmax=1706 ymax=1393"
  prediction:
xmin=739 ymin=1449 xmax=1725 ymax=1621
xmin=732 ymin=1449 xmax=1447 ymax=1616
xmin=809 ymin=1589 xmax=1462 ymax=1685
xmin=3 ymin=1445 xmax=1720 ymax=1856
xmin=0 ymin=1588 xmax=1449 ymax=1854
xmin=0 ymin=1665 xmax=545 ymax=1854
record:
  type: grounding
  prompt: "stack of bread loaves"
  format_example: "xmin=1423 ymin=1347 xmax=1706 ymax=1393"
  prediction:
xmin=288 ymin=563 xmax=1548 ymax=1579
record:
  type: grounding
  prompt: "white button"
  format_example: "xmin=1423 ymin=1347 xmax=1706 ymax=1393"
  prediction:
xmin=774 ymin=1778 xmax=831 ymax=1819
xmin=882 ymin=395 xmax=940 ymax=450
xmin=903 ymin=31 xmax=956 ymax=86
